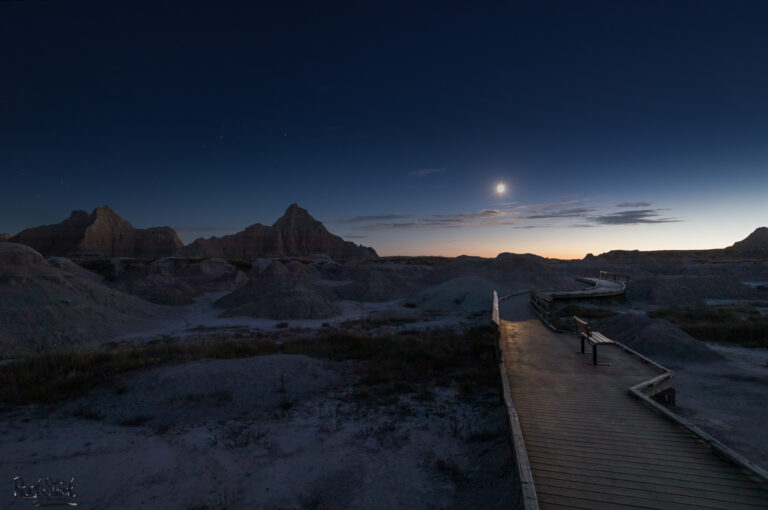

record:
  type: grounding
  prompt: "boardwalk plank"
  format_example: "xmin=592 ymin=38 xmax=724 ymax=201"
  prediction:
xmin=533 ymin=469 xmax=768 ymax=505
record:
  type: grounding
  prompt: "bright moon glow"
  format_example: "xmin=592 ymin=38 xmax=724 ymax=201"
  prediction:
xmin=496 ymin=183 xmax=506 ymax=194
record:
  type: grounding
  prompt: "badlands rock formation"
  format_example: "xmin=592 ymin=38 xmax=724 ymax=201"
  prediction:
xmin=728 ymin=227 xmax=768 ymax=254
xmin=10 ymin=206 xmax=183 ymax=259
xmin=175 ymin=204 xmax=377 ymax=261
xmin=215 ymin=260 xmax=340 ymax=319
xmin=114 ymin=257 xmax=248 ymax=305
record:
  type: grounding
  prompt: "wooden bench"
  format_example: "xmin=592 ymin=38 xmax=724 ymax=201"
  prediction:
xmin=573 ymin=316 xmax=615 ymax=365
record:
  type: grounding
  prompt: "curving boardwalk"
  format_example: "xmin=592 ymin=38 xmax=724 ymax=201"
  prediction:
xmin=537 ymin=277 xmax=626 ymax=301
xmin=498 ymin=297 xmax=768 ymax=509
xmin=530 ymin=275 xmax=628 ymax=328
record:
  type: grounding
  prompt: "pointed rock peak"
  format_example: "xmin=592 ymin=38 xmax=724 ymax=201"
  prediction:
xmin=91 ymin=205 xmax=118 ymax=218
xmin=730 ymin=226 xmax=768 ymax=251
xmin=273 ymin=203 xmax=323 ymax=229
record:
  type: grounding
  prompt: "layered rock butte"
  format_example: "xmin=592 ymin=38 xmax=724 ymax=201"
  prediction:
xmin=174 ymin=204 xmax=377 ymax=260
xmin=9 ymin=206 xmax=183 ymax=258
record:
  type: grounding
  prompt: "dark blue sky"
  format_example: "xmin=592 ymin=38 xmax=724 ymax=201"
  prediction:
xmin=2 ymin=1 xmax=767 ymax=257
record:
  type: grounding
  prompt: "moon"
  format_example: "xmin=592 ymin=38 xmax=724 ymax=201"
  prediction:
xmin=496 ymin=183 xmax=506 ymax=194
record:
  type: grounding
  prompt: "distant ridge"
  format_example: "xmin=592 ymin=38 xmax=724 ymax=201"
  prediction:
xmin=174 ymin=204 xmax=377 ymax=260
xmin=728 ymin=227 xmax=768 ymax=253
xmin=9 ymin=206 xmax=183 ymax=258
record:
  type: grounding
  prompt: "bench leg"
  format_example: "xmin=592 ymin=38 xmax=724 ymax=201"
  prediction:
xmin=580 ymin=336 xmax=585 ymax=354
xmin=593 ymin=345 xmax=597 ymax=365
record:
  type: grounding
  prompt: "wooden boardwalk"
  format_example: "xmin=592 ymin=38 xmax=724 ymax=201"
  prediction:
xmin=498 ymin=303 xmax=768 ymax=509
xmin=537 ymin=277 xmax=626 ymax=301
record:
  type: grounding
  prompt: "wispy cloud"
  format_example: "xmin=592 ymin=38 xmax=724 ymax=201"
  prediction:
xmin=341 ymin=200 xmax=682 ymax=233
xmin=508 ymin=200 xmax=580 ymax=211
xmin=591 ymin=209 xmax=680 ymax=225
xmin=616 ymin=202 xmax=654 ymax=208
xmin=356 ymin=209 xmax=514 ymax=231
xmin=433 ymin=209 xmax=505 ymax=220
xmin=410 ymin=167 xmax=446 ymax=177
xmin=523 ymin=207 xmax=596 ymax=219
xmin=331 ymin=214 xmax=412 ymax=224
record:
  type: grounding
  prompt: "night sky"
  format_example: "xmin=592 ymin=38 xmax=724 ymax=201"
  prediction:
xmin=2 ymin=1 xmax=767 ymax=258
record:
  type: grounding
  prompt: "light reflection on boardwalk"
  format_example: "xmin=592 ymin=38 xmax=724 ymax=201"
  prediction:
xmin=499 ymin=299 xmax=768 ymax=509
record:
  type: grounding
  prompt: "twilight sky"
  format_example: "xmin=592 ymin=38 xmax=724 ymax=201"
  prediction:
xmin=1 ymin=1 xmax=766 ymax=258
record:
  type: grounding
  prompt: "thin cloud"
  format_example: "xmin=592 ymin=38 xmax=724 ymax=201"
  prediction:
xmin=524 ymin=207 xmax=596 ymax=219
xmin=591 ymin=209 xmax=680 ymax=225
xmin=410 ymin=167 xmax=446 ymax=177
xmin=616 ymin=202 xmax=654 ymax=208
xmin=331 ymin=214 xmax=412 ymax=224
xmin=357 ymin=209 xmax=513 ymax=231
xmin=361 ymin=222 xmax=421 ymax=231
xmin=507 ymin=200 xmax=580 ymax=211
xmin=348 ymin=201 xmax=682 ymax=233
xmin=433 ymin=209 xmax=504 ymax=220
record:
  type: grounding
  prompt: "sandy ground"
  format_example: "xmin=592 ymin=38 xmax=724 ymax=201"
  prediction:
xmin=664 ymin=343 xmax=768 ymax=470
xmin=1 ymin=354 xmax=518 ymax=510
xmin=112 ymin=292 xmax=480 ymax=346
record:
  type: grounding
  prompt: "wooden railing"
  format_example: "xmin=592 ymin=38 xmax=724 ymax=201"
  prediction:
xmin=529 ymin=288 xmax=558 ymax=331
xmin=616 ymin=340 xmax=768 ymax=486
xmin=598 ymin=270 xmax=630 ymax=283
xmin=492 ymin=291 xmax=540 ymax=510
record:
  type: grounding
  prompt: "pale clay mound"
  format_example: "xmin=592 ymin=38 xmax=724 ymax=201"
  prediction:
xmin=668 ymin=343 xmax=768 ymax=470
xmin=46 ymin=256 xmax=105 ymax=283
xmin=593 ymin=313 xmax=724 ymax=363
xmin=414 ymin=276 xmax=498 ymax=314
xmin=214 ymin=258 xmax=431 ymax=320
xmin=0 ymin=242 xmax=49 ymax=267
xmin=113 ymin=257 xmax=248 ymax=305
xmin=0 ymin=243 xmax=175 ymax=356
xmin=215 ymin=260 xmax=341 ymax=319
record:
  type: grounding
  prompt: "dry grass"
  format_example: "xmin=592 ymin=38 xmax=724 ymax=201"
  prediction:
xmin=0 ymin=326 xmax=500 ymax=405
xmin=0 ymin=337 xmax=279 ymax=404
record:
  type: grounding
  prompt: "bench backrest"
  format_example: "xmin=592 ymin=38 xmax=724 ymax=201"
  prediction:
xmin=573 ymin=316 xmax=590 ymax=338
